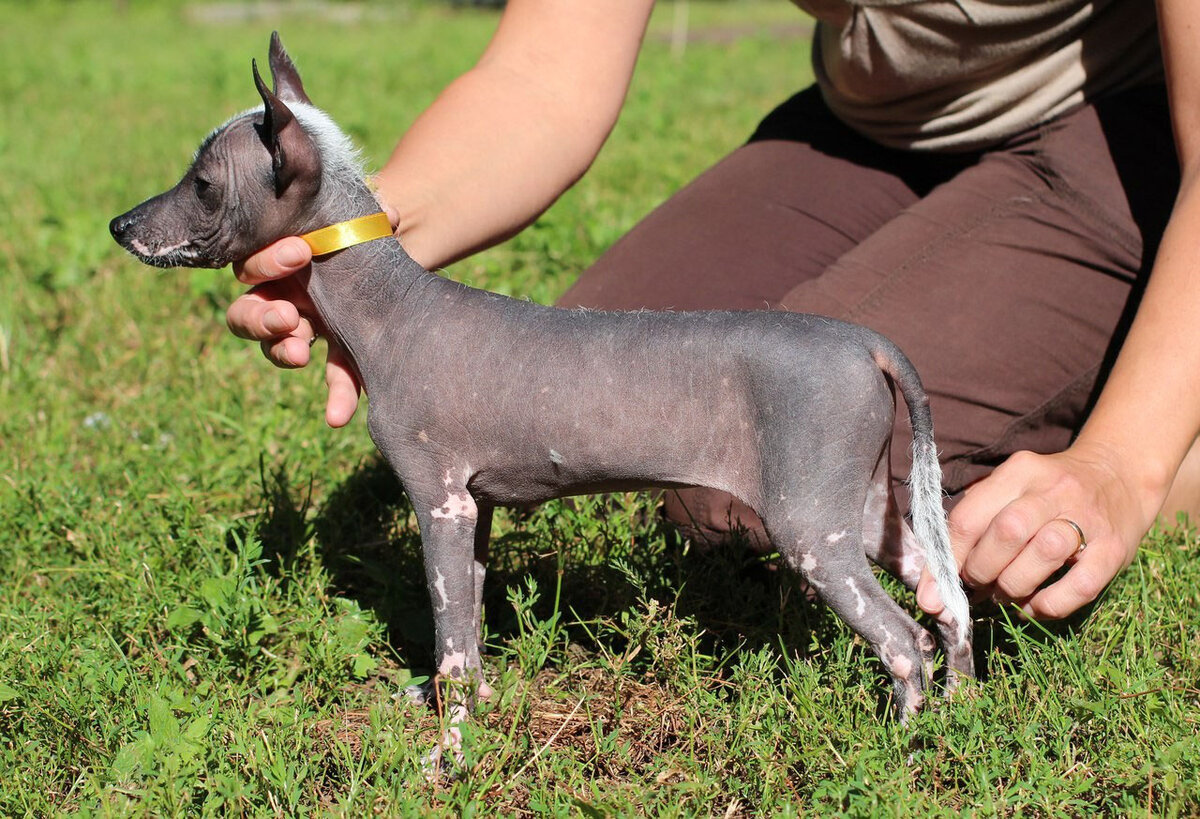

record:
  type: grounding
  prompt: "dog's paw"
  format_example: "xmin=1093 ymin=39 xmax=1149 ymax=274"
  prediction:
xmin=394 ymin=675 xmax=492 ymax=708
xmin=420 ymin=726 xmax=466 ymax=783
xmin=394 ymin=678 xmax=435 ymax=708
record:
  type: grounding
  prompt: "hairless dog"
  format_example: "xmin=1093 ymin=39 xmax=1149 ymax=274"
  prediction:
xmin=111 ymin=34 xmax=972 ymax=767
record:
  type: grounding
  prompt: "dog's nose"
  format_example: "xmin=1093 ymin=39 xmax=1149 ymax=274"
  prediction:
xmin=109 ymin=211 xmax=137 ymax=241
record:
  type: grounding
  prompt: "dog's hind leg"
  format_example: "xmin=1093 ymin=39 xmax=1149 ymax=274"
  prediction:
xmin=768 ymin=497 xmax=938 ymax=719
xmin=862 ymin=454 xmax=974 ymax=690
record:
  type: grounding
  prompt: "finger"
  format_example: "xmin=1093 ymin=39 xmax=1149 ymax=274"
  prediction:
xmin=916 ymin=488 xmax=994 ymax=615
xmin=916 ymin=568 xmax=944 ymax=615
xmin=260 ymin=315 xmax=318 ymax=369
xmin=993 ymin=517 xmax=1083 ymax=601
xmin=917 ymin=563 xmax=993 ymax=615
xmin=944 ymin=470 xmax=1021 ymax=572
xmin=324 ymin=344 xmax=361 ymax=428
xmin=1020 ymin=543 xmax=1121 ymax=620
xmin=232 ymin=237 xmax=312 ymax=285
xmin=226 ymin=289 xmax=303 ymax=341
xmin=961 ymin=494 xmax=1057 ymax=588
xmin=381 ymin=200 xmax=400 ymax=229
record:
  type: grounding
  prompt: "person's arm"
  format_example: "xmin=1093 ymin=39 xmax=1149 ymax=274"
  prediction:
xmin=228 ymin=0 xmax=655 ymax=425
xmin=375 ymin=0 xmax=654 ymax=269
xmin=917 ymin=0 xmax=1200 ymax=620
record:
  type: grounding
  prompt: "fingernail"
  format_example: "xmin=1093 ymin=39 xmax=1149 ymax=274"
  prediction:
xmin=917 ymin=583 xmax=940 ymax=611
xmin=264 ymin=309 xmax=288 ymax=334
xmin=275 ymin=243 xmax=306 ymax=269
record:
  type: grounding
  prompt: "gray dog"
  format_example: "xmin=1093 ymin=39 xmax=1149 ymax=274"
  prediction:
xmin=112 ymin=34 xmax=971 ymax=758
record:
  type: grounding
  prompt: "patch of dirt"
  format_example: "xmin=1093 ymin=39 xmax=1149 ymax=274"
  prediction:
xmin=511 ymin=666 xmax=692 ymax=770
xmin=308 ymin=666 xmax=701 ymax=811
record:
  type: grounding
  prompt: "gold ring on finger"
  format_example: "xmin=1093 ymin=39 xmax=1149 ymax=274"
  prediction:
xmin=1059 ymin=518 xmax=1087 ymax=556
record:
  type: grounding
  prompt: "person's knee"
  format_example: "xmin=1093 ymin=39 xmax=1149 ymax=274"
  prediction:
xmin=661 ymin=487 xmax=771 ymax=552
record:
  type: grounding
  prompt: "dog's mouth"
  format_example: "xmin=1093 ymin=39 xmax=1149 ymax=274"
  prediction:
xmin=110 ymin=209 xmax=214 ymax=269
xmin=122 ymin=237 xmax=205 ymax=269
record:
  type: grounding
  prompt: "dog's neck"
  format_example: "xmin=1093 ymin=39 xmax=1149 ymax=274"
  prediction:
xmin=300 ymin=180 xmax=447 ymax=397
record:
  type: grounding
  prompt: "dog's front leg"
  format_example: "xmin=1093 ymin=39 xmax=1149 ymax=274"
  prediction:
xmin=410 ymin=475 xmax=487 ymax=775
xmin=473 ymin=504 xmax=493 ymax=700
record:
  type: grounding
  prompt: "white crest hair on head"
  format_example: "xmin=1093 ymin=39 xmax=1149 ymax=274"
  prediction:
xmin=287 ymin=102 xmax=373 ymax=219
xmin=288 ymin=101 xmax=367 ymax=185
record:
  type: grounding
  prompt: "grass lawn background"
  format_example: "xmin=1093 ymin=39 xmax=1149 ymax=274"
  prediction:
xmin=1 ymin=1 xmax=1198 ymax=814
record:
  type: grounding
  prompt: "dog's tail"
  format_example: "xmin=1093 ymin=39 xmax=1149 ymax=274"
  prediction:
xmin=869 ymin=337 xmax=972 ymax=654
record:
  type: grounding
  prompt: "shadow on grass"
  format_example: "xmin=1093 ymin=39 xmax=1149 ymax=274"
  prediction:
xmin=967 ymin=594 xmax=1100 ymax=682
xmin=242 ymin=458 xmax=841 ymax=670
xmin=243 ymin=455 xmax=1089 ymax=702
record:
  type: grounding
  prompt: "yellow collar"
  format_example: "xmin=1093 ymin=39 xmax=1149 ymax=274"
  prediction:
xmin=299 ymin=212 xmax=394 ymax=256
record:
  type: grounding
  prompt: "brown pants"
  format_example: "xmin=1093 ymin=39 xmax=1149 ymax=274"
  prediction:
xmin=557 ymin=84 xmax=1179 ymax=546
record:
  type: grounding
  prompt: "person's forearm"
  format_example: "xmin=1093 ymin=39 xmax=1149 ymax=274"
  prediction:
xmin=1072 ymin=165 xmax=1200 ymax=517
xmin=1071 ymin=0 xmax=1200 ymax=518
xmin=373 ymin=0 xmax=654 ymax=270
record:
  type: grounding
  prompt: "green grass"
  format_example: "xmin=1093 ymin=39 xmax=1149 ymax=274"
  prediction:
xmin=2 ymin=1 xmax=1198 ymax=815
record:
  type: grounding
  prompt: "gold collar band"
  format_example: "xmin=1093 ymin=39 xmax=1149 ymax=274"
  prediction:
xmin=299 ymin=212 xmax=394 ymax=256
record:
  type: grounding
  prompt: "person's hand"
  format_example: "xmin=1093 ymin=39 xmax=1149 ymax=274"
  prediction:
xmin=916 ymin=443 xmax=1157 ymax=621
xmin=227 ymin=236 xmax=362 ymax=427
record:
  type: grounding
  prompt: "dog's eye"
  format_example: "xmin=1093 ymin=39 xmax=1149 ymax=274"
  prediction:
xmin=192 ymin=176 xmax=220 ymax=210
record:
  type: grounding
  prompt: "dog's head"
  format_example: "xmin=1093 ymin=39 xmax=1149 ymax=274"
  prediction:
xmin=111 ymin=33 xmax=335 ymax=268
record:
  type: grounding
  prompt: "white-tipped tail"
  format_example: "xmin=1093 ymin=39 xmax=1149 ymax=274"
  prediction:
xmin=908 ymin=435 xmax=971 ymax=649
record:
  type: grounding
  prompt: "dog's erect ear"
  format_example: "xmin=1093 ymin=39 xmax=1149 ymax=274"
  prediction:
xmin=268 ymin=31 xmax=312 ymax=104
xmin=253 ymin=58 xmax=321 ymax=197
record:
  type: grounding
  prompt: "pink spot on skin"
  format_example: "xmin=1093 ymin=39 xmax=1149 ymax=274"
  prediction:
xmin=433 ymin=569 xmax=449 ymax=612
xmin=439 ymin=650 xmax=468 ymax=677
xmin=845 ymin=577 xmax=866 ymax=616
xmin=826 ymin=530 xmax=847 ymax=544
xmin=432 ymin=468 xmax=477 ymax=520
xmin=431 ymin=491 xmax=477 ymax=521
xmin=899 ymin=551 xmax=924 ymax=587
xmin=879 ymin=629 xmax=925 ymax=716
xmin=861 ymin=482 xmax=888 ymax=548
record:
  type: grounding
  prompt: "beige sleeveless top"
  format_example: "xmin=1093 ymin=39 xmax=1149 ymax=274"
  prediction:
xmin=795 ymin=0 xmax=1163 ymax=152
